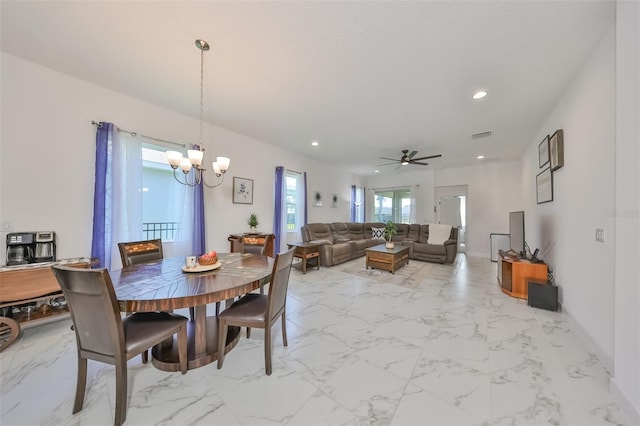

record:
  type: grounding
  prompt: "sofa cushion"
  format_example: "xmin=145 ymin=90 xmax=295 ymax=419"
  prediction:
xmin=305 ymin=223 xmax=334 ymax=243
xmin=407 ymin=224 xmax=421 ymax=241
xmin=332 ymin=222 xmax=351 ymax=241
xmin=418 ymin=225 xmax=430 ymax=244
xmin=346 ymin=222 xmax=365 ymax=240
xmin=371 ymin=227 xmax=385 ymax=240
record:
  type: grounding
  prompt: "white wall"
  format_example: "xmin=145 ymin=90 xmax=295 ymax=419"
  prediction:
xmin=521 ymin=27 xmax=617 ymax=370
xmin=0 ymin=53 xmax=355 ymax=263
xmin=612 ymin=0 xmax=640 ymax=422
xmin=435 ymin=162 xmax=523 ymax=258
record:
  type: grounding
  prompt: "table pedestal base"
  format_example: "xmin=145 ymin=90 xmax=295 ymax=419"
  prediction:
xmin=151 ymin=317 xmax=240 ymax=372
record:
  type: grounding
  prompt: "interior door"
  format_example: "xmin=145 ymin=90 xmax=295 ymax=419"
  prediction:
xmin=435 ymin=185 xmax=467 ymax=254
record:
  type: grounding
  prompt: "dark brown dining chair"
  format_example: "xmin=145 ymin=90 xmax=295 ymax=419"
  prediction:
xmin=118 ymin=238 xmax=199 ymax=323
xmin=217 ymin=248 xmax=295 ymax=375
xmin=241 ymin=236 xmax=271 ymax=295
xmin=118 ymin=239 xmax=163 ymax=267
xmin=241 ymin=235 xmax=270 ymax=255
xmin=52 ymin=265 xmax=188 ymax=426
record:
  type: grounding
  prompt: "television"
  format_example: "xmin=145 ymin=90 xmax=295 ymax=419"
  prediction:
xmin=509 ymin=211 xmax=525 ymax=257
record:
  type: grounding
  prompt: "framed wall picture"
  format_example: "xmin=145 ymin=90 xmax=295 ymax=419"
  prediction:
xmin=233 ymin=177 xmax=253 ymax=204
xmin=313 ymin=191 xmax=323 ymax=207
xmin=536 ymin=167 xmax=553 ymax=204
xmin=549 ymin=129 xmax=564 ymax=171
xmin=538 ymin=135 xmax=549 ymax=168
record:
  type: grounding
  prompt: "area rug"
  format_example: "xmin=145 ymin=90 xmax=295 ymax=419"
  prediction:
xmin=339 ymin=259 xmax=437 ymax=289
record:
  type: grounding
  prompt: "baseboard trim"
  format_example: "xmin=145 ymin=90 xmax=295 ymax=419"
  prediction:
xmin=610 ymin=378 xmax=640 ymax=425
xmin=561 ymin=305 xmax=614 ymax=374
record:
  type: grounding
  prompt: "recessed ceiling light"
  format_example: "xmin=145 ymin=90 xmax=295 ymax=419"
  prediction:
xmin=473 ymin=90 xmax=488 ymax=100
xmin=477 ymin=155 xmax=485 ymax=159
xmin=374 ymin=169 xmax=379 ymax=173
xmin=311 ymin=140 xmax=319 ymax=146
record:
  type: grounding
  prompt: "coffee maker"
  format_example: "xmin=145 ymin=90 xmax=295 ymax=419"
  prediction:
xmin=6 ymin=232 xmax=56 ymax=266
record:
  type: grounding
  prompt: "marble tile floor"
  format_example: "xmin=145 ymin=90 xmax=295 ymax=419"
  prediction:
xmin=0 ymin=255 xmax=631 ymax=426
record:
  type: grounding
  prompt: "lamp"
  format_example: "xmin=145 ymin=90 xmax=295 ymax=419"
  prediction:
xmin=167 ymin=39 xmax=230 ymax=188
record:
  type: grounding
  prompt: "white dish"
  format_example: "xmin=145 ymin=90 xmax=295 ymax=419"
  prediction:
xmin=181 ymin=261 xmax=222 ymax=273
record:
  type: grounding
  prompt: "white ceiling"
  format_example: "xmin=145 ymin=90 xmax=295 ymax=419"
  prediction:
xmin=1 ymin=1 xmax=615 ymax=175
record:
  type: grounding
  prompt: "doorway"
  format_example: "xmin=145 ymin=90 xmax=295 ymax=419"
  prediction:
xmin=435 ymin=185 xmax=468 ymax=253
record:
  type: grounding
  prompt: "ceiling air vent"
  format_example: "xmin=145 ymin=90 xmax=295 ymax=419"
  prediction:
xmin=472 ymin=131 xmax=492 ymax=140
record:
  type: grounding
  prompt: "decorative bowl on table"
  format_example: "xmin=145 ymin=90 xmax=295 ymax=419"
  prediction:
xmin=198 ymin=251 xmax=218 ymax=265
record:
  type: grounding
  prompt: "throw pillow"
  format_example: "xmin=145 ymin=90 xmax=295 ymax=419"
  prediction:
xmin=371 ymin=227 xmax=385 ymax=240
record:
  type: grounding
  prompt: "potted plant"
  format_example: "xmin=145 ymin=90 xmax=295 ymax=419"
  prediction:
xmin=247 ymin=212 xmax=259 ymax=233
xmin=384 ymin=220 xmax=397 ymax=249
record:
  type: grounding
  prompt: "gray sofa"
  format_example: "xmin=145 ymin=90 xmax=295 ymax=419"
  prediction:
xmin=300 ymin=222 xmax=458 ymax=266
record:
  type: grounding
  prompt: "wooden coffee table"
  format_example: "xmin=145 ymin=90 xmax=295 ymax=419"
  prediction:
xmin=287 ymin=242 xmax=321 ymax=274
xmin=365 ymin=244 xmax=410 ymax=274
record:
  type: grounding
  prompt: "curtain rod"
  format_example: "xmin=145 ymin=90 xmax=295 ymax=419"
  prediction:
xmin=91 ymin=120 xmax=186 ymax=149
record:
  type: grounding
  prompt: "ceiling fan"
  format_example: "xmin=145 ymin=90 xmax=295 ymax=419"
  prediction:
xmin=378 ymin=149 xmax=442 ymax=167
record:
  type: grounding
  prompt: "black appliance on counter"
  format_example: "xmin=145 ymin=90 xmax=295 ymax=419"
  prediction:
xmin=6 ymin=231 xmax=56 ymax=266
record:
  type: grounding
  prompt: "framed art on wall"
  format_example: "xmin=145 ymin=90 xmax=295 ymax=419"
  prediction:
xmin=536 ymin=167 xmax=553 ymax=204
xmin=313 ymin=191 xmax=323 ymax=207
xmin=233 ymin=177 xmax=253 ymax=204
xmin=538 ymin=135 xmax=549 ymax=168
xmin=550 ymin=129 xmax=564 ymax=171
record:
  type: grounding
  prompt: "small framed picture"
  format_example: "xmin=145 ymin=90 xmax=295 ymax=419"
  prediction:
xmin=538 ymin=135 xmax=549 ymax=168
xmin=313 ymin=191 xmax=323 ymax=207
xmin=233 ymin=177 xmax=253 ymax=204
xmin=550 ymin=129 xmax=564 ymax=171
xmin=536 ymin=167 xmax=553 ymax=204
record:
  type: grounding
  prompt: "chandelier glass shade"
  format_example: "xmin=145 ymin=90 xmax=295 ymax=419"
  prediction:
xmin=167 ymin=39 xmax=230 ymax=188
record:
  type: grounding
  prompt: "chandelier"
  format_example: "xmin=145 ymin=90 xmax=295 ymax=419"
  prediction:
xmin=167 ymin=39 xmax=230 ymax=188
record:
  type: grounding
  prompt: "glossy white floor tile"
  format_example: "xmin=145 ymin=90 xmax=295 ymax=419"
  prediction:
xmin=0 ymin=255 xmax=631 ymax=425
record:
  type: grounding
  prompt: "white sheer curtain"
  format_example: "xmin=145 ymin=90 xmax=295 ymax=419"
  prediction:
xmin=107 ymin=131 xmax=195 ymax=269
xmin=409 ymin=185 xmax=417 ymax=224
xmin=366 ymin=188 xmax=375 ymax=222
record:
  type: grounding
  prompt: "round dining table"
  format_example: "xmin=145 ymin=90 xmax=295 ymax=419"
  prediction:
xmin=110 ymin=253 xmax=274 ymax=372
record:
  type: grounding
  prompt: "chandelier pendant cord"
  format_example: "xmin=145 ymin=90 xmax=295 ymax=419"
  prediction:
xmin=165 ymin=39 xmax=229 ymax=188
xmin=199 ymin=45 xmax=205 ymax=146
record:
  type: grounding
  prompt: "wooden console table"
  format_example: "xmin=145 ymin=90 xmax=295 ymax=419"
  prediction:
xmin=497 ymin=254 xmax=548 ymax=299
xmin=228 ymin=233 xmax=275 ymax=258
xmin=0 ymin=258 xmax=91 ymax=351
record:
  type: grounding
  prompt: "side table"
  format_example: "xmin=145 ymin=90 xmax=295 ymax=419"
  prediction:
xmin=287 ymin=242 xmax=321 ymax=274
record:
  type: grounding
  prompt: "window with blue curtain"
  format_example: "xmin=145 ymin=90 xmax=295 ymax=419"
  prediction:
xmin=91 ymin=123 xmax=203 ymax=270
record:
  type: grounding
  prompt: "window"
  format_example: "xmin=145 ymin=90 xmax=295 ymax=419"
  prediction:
xmin=285 ymin=171 xmax=303 ymax=231
xmin=141 ymin=143 xmax=188 ymax=240
xmin=373 ymin=188 xmax=412 ymax=223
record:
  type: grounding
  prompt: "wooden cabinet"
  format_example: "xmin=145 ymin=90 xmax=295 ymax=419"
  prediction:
xmin=498 ymin=254 xmax=548 ymax=299
xmin=227 ymin=233 xmax=275 ymax=258
xmin=0 ymin=259 xmax=90 ymax=327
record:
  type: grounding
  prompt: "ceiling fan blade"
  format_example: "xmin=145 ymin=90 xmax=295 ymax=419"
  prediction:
xmin=410 ymin=161 xmax=430 ymax=166
xmin=407 ymin=150 xmax=418 ymax=159
xmin=411 ymin=154 xmax=442 ymax=161
xmin=378 ymin=157 xmax=400 ymax=162
xmin=377 ymin=161 xmax=400 ymax=166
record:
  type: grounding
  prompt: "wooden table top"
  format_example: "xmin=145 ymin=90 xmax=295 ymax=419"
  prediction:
xmin=365 ymin=244 xmax=410 ymax=255
xmin=110 ymin=253 xmax=274 ymax=313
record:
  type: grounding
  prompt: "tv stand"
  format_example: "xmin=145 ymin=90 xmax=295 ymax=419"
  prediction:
xmin=498 ymin=253 xmax=548 ymax=299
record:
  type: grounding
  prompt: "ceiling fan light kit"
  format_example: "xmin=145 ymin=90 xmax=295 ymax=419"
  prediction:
xmin=378 ymin=149 xmax=442 ymax=168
